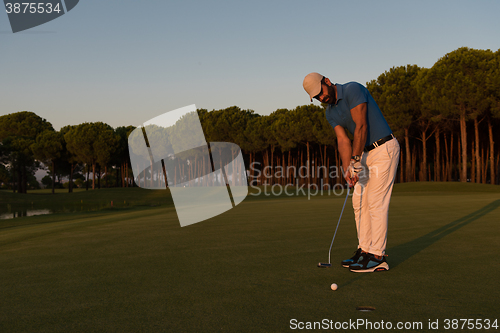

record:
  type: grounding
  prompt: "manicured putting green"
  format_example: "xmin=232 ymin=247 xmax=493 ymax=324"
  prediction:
xmin=1 ymin=183 xmax=499 ymax=332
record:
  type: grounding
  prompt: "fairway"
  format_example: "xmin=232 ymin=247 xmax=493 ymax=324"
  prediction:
xmin=1 ymin=183 xmax=499 ymax=332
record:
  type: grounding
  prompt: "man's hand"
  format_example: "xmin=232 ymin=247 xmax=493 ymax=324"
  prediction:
xmin=345 ymin=159 xmax=362 ymax=186
xmin=349 ymin=159 xmax=362 ymax=176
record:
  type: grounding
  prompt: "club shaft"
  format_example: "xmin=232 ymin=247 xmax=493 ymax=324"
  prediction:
xmin=328 ymin=186 xmax=350 ymax=264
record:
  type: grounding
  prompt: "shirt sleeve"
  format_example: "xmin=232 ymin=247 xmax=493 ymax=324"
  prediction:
xmin=325 ymin=108 xmax=338 ymax=129
xmin=344 ymin=82 xmax=368 ymax=110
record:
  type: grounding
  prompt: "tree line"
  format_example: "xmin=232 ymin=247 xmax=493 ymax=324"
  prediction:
xmin=1 ymin=47 xmax=499 ymax=193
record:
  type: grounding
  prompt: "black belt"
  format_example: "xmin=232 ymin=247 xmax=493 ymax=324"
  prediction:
xmin=364 ymin=134 xmax=395 ymax=152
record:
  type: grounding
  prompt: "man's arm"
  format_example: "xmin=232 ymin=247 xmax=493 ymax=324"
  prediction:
xmin=350 ymin=102 xmax=368 ymax=157
xmin=333 ymin=125 xmax=357 ymax=186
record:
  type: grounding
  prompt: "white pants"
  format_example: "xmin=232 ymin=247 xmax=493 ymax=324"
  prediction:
xmin=352 ymin=138 xmax=400 ymax=256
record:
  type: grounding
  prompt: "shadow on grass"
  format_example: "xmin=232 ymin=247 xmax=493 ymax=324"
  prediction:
xmin=340 ymin=199 xmax=500 ymax=287
xmin=388 ymin=199 xmax=500 ymax=269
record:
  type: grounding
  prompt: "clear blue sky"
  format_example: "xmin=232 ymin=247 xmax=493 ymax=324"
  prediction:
xmin=1 ymin=0 xmax=499 ymax=130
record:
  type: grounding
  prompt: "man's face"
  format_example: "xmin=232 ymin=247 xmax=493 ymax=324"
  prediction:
xmin=314 ymin=81 xmax=335 ymax=104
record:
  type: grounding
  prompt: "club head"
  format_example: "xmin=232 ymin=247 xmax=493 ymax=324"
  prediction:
xmin=317 ymin=262 xmax=332 ymax=268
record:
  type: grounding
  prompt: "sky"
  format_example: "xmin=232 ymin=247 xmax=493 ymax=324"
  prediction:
xmin=1 ymin=0 xmax=500 ymax=131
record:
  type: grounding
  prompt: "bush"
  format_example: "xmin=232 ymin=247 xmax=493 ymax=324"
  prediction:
xmin=74 ymin=179 xmax=84 ymax=188
xmin=41 ymin=175 xmax=52 ymax=188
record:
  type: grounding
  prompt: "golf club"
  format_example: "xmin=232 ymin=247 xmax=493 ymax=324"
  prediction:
xmin=318 ymin=185 xmax=351 ymax=268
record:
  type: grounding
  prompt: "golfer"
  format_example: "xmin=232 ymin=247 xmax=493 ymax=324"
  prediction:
xmin=303 ymin=72 xmax=400 ymax=273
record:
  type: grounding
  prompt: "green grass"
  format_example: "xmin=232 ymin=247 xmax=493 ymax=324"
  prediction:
xmin=1 ymin=183 xmax=499 ymax=332
xmin=1 ymin=187 xmax=173 ymax=205
xmin=0 ymin=187 xmax=174 ymax=228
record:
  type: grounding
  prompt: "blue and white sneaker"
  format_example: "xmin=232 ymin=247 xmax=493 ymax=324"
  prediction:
xmin=341 ymin=248 xmax=363 ymax=268
xmin=349 ymin=253 xmax=389 ymax=273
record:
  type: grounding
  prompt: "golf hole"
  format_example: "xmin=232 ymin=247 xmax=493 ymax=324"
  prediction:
xmin=356 ymin=306 xmax=375 ymax=312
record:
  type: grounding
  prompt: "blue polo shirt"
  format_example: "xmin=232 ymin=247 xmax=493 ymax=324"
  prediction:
xmin=325 ymin=82 xmax=392 ymax=147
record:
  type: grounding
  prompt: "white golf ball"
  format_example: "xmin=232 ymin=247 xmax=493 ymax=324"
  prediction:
xmin=331 ymin=283 xmax=338 ymax=291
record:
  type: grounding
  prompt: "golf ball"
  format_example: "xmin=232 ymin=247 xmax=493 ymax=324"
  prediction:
xmin=331 ymin=283 xmax=338 ymax=291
